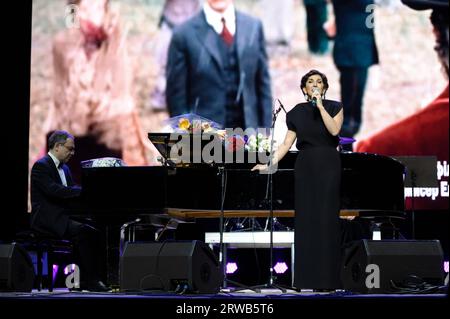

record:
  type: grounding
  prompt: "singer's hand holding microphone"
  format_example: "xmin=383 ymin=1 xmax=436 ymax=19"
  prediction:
xmin=311 ymin=87 xmax=322 ymax=107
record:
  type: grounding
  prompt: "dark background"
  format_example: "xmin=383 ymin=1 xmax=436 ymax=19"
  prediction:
xmin=2 ymin=1 xmax=32 ymax=242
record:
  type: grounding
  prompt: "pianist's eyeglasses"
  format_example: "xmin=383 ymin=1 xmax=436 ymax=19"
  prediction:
xmin=60 ymin=143 xmax=75 ymax=152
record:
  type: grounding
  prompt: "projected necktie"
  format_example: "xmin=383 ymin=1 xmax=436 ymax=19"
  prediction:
xmin=221 ymin=17 xmax=234 ymax=46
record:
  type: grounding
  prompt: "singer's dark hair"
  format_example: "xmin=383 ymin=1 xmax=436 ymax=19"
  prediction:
xmin=300 ymin=70 xmax=329 ymax=92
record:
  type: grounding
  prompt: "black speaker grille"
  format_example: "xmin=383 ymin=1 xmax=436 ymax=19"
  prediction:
xmin=0 ymin=243 xmax=35 ymax=292
xmin=341 ymin=240 xmax=444 ymax=293
xmin=120 ymin=240 xmax=221 ymax=293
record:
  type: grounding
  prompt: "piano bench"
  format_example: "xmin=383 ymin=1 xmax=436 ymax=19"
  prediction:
xmin=15 ymin=230 xmax=73 ymax=292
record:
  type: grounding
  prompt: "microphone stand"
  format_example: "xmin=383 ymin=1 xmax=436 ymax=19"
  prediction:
xmin=251 ymin=101 xmax=287 ymax=293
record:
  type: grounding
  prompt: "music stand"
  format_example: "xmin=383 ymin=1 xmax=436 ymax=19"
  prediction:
xmin=392 ymin=156 xmax=438 ymax=239
xmin=149 ymin=132 xmax=250 ymax=291
xmin=148 ymin=133 xmax=176 ymax=167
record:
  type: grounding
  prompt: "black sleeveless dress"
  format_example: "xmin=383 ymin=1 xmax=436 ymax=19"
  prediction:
xmin=286 ymin=99 xmax=343 ymax=290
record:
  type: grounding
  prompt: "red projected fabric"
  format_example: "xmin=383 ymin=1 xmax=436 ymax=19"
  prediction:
xmin=356 ymin=84 xmax=449 ymax=210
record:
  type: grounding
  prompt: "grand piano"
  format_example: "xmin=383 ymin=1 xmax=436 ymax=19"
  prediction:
xmin=72 ymin=150 xmax=405 ymax=219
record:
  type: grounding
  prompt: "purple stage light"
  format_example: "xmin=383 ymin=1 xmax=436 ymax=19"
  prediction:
xmin=226 ymin=262 xmax=238 ymax=274
xmin=444 ymin=261 xmax=449 ymax=273
xmin=273 ymin=262 xmax=288 ymax=274
xmin=52 ymin=264 xmax=59 ymax=282
xmin=64 ymin=263 xmax=76 ymax=275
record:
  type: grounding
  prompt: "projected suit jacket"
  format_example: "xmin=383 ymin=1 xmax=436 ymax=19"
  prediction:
xmin=166 ymin=10 xmax=272 ymax=129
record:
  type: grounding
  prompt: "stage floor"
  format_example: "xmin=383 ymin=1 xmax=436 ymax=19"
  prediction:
xmin=1 ymin=288 xmax=447 ymax=317
xmin=1 ymin=288 xmax=446 ymax=299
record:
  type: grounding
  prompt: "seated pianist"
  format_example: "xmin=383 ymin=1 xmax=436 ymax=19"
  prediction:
xmin=30 ymin=130 xmax=109 ymax=292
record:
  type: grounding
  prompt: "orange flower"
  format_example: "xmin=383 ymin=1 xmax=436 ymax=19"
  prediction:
xmin=178 ymin=118 xmax=191 ymax=130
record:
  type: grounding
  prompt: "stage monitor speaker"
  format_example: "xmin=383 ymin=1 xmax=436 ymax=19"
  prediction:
xmin=120 ymin=240 xmax=222 ymax=293
xmin=0 ymin=243 xmax=35 ymax=292
xmin=341 ymin=239 xmax=444 ymax=293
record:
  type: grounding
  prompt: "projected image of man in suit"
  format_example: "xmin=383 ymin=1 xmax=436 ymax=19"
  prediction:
xmin=166 ymin=0 xmax=273 ymax=129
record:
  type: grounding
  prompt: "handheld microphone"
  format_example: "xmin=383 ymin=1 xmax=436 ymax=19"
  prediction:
xmin=311 ymin=87 xmax=320 ymax=106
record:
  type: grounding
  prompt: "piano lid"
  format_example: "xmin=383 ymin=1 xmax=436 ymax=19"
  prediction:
xmin=165 ymin=151 xmax=406 ymax=212
xmin=71 ymin=151 xmax=405 ymax=216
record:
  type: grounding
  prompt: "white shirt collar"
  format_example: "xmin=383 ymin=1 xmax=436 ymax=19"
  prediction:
xmin=48 ymin=151 xmax=68 ymax=186
xmin=203 ymin=2 xmax=236 ymax=35
xmin=48 ymin=151 xmax=61 ymax=169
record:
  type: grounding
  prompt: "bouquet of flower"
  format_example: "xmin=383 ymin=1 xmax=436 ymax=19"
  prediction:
xmin=164 ymin=113 xmax=223 ymax=135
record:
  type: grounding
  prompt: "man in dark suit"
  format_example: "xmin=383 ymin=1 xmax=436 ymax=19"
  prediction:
xmin=166 ymin=0 xmax=273 ymax=129
xmin=30 ymin=130 xmax=109 ymax=292
xmin=303 ymin=0 xmax=330 ymax=55
xmin=331 ymin=0 xmax=379 ymax=145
